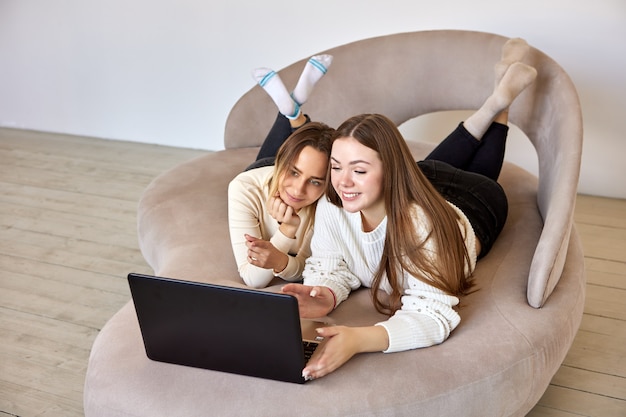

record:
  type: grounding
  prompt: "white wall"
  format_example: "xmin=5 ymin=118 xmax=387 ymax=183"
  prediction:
xmin=1 ymin=0 xmax=625 ymax=198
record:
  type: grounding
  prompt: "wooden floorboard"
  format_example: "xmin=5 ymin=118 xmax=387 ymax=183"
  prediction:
xmin=0 ymin=127 xmax=624 ymax=416
xmin=0 ymin=128 xmax=206 ymax=417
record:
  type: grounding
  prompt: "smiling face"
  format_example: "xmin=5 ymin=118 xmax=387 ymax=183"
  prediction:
xmin=277 ymin=145 xmax=328 ymax=211
xmin=330 ymin=136 xmax=386 ymax=229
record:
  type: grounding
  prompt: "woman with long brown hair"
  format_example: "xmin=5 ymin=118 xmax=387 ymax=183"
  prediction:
xmin=281 ymin=39 xmax=538 ymax=380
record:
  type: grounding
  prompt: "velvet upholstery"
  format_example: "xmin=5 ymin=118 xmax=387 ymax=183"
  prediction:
xmin=84 ymin=30 xmax=585 ymax=417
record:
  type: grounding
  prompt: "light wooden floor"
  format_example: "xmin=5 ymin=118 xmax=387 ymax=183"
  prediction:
xmin=1 ymin=128 xmax=624 ymax=417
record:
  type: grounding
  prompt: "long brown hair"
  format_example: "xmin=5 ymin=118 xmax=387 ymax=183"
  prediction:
xmin=267 ymin=122 xmax=334 ymax=231
xmin=327 ymin=114 xmax=472 ymax=315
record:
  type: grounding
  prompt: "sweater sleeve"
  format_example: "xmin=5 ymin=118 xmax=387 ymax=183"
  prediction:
xmin=302 ymin=198 xmax=362 ymax=304
xmin=228 ymin=173 xmax=276 ymax=288
xmin=228 ymin=168 xmax=312 ymax=287
xmin=373 ymin=203 xmax=470 ymax=352
xmin=376 ymin=277 xmax=461 ymax=353
xmin=269 ymin=225 xmax=312 ymax=282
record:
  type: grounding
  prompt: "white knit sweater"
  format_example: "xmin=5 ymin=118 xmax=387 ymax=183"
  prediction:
xmin=302 ymin=197 xmax=477 ymax=353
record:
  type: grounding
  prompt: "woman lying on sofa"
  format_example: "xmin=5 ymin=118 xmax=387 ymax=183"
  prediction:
xmin=228 ymin=55 xmax=335 ymax=288
xmin=280 ymin=39 xmax=538 ymax=381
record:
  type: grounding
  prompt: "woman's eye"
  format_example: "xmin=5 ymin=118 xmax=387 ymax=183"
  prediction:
xmin=310 ymin=180 xmax=322 ymax=186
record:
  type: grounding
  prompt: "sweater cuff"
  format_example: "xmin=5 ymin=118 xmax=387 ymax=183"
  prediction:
xmin=302 ymin=277 xmax=350 ymax=307
xmin=270 ymin=230 xmax=295 ymax=253
xmin=376 ymin=313 xmax=448 ymax=353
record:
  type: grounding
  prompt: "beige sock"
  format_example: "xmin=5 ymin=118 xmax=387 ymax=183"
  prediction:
xmin=464 ymin=62 xmax=537 ymax=139
xmin=494 ymin=38 xmax=530 ymax=87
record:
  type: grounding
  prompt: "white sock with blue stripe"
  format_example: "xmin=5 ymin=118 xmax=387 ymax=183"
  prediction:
xmin=252 ymin=68 xmax=300 ymax=119
xmin=291 ymin=54 xmax=333 ymax=106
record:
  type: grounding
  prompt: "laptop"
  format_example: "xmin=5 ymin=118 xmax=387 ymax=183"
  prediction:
xmin=127 ymin=273 xmax=329 ymax=384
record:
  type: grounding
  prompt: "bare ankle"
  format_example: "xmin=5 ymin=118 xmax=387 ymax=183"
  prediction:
xmin=289 ymin=113 xmax=308 ymax=129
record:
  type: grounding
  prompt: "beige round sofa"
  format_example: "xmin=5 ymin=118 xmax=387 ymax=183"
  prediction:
xmin=84 ymin=30 xmax=585 ymax=417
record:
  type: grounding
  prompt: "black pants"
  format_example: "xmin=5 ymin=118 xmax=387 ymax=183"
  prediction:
xmin=420 ymin=122 xmax=509 ymax=258
xmin=244 ymin=113 xmax=301 ymax=171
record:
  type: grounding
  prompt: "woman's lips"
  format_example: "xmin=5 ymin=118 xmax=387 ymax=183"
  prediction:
xmin=340 ymin=191 xmax=360 ymax=201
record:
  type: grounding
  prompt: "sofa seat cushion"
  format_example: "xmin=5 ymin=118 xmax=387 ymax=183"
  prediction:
xmin=83 ymin=142 xmax=585 ymax=417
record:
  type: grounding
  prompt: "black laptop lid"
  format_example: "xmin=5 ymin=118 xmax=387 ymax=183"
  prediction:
xmin=128 ymin=273 xmax=308 ymax=383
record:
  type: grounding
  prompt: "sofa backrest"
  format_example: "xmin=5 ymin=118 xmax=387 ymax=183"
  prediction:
xmin=223 ymin=30 xmax=583 ymax=308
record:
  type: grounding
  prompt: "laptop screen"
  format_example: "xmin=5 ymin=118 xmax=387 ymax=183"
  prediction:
xmin=128 ymin=273 xmax=316 ymax=383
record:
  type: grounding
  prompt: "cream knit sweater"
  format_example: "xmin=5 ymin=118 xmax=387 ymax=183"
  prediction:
xmin=228 ymin=166 xmax=314 ymax=288
xmin=302 ymin=196 xmax=477 ymax=353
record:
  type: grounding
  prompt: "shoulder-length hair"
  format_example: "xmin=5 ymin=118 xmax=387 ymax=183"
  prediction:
xmin=327 ymin=114 xmax=472 ymax=314
xmin=267 ymin=122 xmax=334 ymax=230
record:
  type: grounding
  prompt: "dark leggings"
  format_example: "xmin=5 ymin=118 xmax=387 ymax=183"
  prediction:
xmin=419 ymin=122 xmax=509 ymax=258
xmin=244 ymin=113 xmax=305 ymax=172
xmin=425 ymin=122 xmax=509 ymax=181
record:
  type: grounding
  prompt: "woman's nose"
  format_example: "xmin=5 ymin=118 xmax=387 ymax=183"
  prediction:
xmin=293 ymin=177 xmax=307 ymax=195
xmin=338 ymin=171 xmax=352 ymax=186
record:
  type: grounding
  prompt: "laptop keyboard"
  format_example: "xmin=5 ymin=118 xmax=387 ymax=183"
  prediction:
xmin=302 ymin=341 xmax=319 ymax=362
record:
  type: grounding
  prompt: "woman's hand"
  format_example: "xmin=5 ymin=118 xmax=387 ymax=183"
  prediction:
xmin=281 ymin=283 xmax=335 ymax=318
xmin=267 ymin=195 xmax=300 ymax=238
xmin=245 ymin=234 xmax=288 ymax=273
xmin=302 ymin=326 xmax=390 ymax=380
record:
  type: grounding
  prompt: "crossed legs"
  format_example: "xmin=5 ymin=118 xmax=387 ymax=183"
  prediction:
xmin=249 ymin=55 xmax=333 ymax=164
xmin=425 ymin=38 xmax=537 ymax=181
